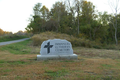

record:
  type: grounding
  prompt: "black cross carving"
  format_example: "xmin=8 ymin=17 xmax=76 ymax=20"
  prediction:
xmin=44 ymin=42 xmax=53 ymax=54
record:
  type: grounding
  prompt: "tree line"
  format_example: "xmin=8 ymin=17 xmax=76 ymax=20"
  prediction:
xmin=25 ymin=0 xmax=120 ymax=45
xmin=0 ymin=28 xmax=28 ymax=36
xmin=0 ymin=28 xmax=13 ymax=36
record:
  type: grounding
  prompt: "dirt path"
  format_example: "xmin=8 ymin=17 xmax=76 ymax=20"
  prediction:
xmin=0 ymin=38 xmax=30 ymax=46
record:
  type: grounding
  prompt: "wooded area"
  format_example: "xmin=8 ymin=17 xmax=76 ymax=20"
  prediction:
xmin=0 ymin=28 xmax=13 ymax=36
xmin=0 ymin=28 xmax=28 ymax=36
xmin=25 ymin=0 xmax=120 ymax=45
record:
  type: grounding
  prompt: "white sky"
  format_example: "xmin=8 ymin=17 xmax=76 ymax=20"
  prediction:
xmin=0 ymin=0 xmax=119 ymax=33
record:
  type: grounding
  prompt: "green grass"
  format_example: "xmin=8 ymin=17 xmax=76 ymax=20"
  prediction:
xmin=0 ymin=38 xmax=120 ymax=79
xmin=60 ymin=60 xmax=75 ymax=62
xmin=0 ymin=60 xmax=30 ymax=65
xmin=101 ymin=64 xmax=113 ymax=69
xmin=2 ymin=69 xmax=13 ymax=72
xmin=44 ymin=69 xmax=68 ymax=78
xmin=8 ymin=61 xmax=29 ymax=65
xmin=0 ymin=40 xmax=33 ymax=54
xmin=0 ymin=60 xmax=6 ymax=64
xmin=0 ymin=35 xmax=28 ymax=42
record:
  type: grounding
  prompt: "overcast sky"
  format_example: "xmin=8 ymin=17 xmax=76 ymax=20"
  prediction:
xmin=0 ymin=0 xmax=119 ymax=33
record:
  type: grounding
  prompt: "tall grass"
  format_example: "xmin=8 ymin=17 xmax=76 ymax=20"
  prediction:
xmin=31 ymin=31 xmax=95 ymax=47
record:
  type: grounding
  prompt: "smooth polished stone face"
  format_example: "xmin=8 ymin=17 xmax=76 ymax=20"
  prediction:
xmin=40 ymin=39 xmax=73 ymax=55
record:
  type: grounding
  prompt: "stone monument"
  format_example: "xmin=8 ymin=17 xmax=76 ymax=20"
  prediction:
xmin=37 ymin=39 xmax=77 ymax=60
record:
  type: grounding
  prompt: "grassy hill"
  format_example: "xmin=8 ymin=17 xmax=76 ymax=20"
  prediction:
xmin=31 ymin=31 xmax=95 ymax=47
xmin=31 ymin=31 xmax=120 ymax=50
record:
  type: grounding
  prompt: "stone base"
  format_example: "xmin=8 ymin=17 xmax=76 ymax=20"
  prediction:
xmin=37 ymin=54 xmax=78 ymax=60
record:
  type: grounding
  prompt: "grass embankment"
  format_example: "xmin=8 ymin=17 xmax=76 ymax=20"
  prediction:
xmin=0 ymin=35 xmax=28 ymax=42
xmin=0 ymin=37 xmax=120 ymax=79
xmin=31 ymin=31 xmax=120 ymax=50
xmin=31 ymin=31 xmax=94 ymax=47
xmin=0 ymin=40 xmax=39 ymax=55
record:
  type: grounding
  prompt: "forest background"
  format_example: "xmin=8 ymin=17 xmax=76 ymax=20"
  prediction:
xmin=1 ymin=0 xmax=120 ymax=46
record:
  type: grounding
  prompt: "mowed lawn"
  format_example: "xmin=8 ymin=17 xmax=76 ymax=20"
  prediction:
xmin=0 ymin=40 xmax=120 ymax=80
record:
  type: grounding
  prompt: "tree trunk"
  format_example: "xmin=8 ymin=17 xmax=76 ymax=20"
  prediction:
xmin=78 ymin=13 xmax=79 ymax=34
xmin=109 ymin=0 xmax=119 ymax=45
xmin=115 ymin=28 xmax=118 ymax=45
xmin=77 ymin=2 xmax=80 ymax=35
xmin=115 ymin=13 xmax=118 ymax=45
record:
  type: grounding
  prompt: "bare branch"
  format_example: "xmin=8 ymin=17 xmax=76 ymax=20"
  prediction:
xmin=108 ymin=0 xmax=120 ymax=45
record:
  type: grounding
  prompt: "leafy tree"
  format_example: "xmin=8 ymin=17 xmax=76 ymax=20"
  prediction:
xmin=33 ymin=3 xmax=42 ymax=16
xmin=0 ymin=28 xmax=4 ymax=36
xmin=79 ymin=1 xmax=96 ymax=39
xmin=67 ymin=0 xmax=76 ymax=25
xmin=50 ymin=2 xmax=68 ymax=32
xmin=44 ymin=18 xmax=59 ymax=31
xmin=26 ymin=15 xmax=46 ymax=33
xmin=81 ymin=1 xmax=96 ymax=24
xmin=25 ymin=3 xmax=47 ymax=33
xmin=40 ymin=5 xmax=49 ymax=20
xmin=25 ymin=1 xmax=120 ymax=45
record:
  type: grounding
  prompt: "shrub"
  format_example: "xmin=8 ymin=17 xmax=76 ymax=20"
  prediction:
xmin=31 ymin=31 xmax=95 ymax=47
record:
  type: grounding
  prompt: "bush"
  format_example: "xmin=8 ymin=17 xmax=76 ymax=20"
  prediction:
xmin=31 ymin=31 xmax=95 ymax=47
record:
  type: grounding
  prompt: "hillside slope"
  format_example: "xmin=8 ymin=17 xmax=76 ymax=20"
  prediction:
xmin=31 ymin=32 xmax=94 ymax=47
